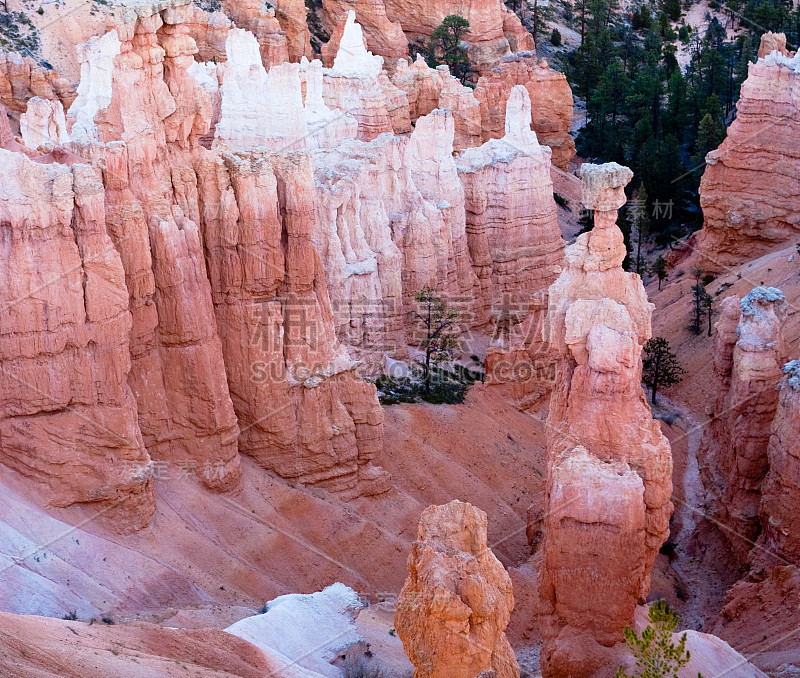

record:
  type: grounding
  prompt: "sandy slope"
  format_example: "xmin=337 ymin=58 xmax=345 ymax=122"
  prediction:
xmin=0 ymin=611 xmax=279 ymax=677
xmin=0 ymin=385 xmax=546 ymax=629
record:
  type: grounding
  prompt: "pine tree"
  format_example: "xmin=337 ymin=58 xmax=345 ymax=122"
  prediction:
xmin=642 ymin=338 xmax=686 ymax=405
xmin=633 ymin=186 xmax=651 ymax=276
xmin=410 ymin=287 xmax=461 ymax=395
xmin=691 ymin=113 xmax=725 ymax=170
xmin=702 ymin=290 xmax=715 ymax=336
xmin=531 ymin=0 xmax=555 ymax=44
xmin=734 ymin=34 xmax=755 ymax=86
xmin=653 ymin=255 xmax=669 ymax=290
xmin=689 ymin=267 xmax=703 ymax=334
xmin=615 ymin=599 xmax=697 ymax=678
xmin=429 ymin=15 xmax=471 ymax=83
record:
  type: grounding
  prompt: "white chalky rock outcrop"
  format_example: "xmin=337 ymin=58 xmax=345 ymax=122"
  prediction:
xmin=302 ymin=57 xmax=358 ymax=150
xmin=67 ymin=30 xmax=121 ymax=144
xmin=20 ymin=96 xmax=70 ymax=149
xmin=214 ymin=28 xmax=307 ymax=152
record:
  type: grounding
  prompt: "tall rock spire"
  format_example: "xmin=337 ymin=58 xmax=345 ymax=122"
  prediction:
xmin=538 ymin=163 xmax=673 ymax=677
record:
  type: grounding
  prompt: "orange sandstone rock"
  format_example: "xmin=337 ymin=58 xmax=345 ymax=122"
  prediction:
xmin=474 ymin=52 xmax=575 ymax=170
xmin=391 ymin=55 xmax=482 ymax=149
xmin=0 ymin=51 xmax=76 ymax=116
xmin=322 ymin=12 xmax=404 ymax=140
xmin=699 ymin=288 xmax=788 ymax=567
xmin=538 ymin=163 xmax=673 ymax=677
xmin=697 ymin=35 xmax=800 ymax=270
xmin=760 ymin=359 xmax=800 ymax=562
xmin=0 ymin=148 xmax=155 ymax=530
xmin=320 ymin=0 xmax=408 ymax=70
xmin=383 ymin=0 xmax=531 ymax=74
xmin=757 ymin=30 xmax=795 ymax=58
xmin=395 ymin=500 xmax=519 ymax=678
xmin=221 ymin=0 xmax=294 ymax=66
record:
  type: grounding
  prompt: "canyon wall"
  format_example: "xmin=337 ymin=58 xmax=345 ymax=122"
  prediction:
xmin=696 ymin=34 xmax=800 ymax=271
xmin=698 ymin=288 xmax=788 ymax=568
xmin=0 ymin=1 xmax=575 ymax=519
xmin=0 ymin=149 xmax=156 ymax=531
xmin=537 ymin=163 xmax=673 ymax=677
xmin=0 ymin=0 xmax=401 ymax=522
xmin=395 ymin=500 xmax=519 ymax=678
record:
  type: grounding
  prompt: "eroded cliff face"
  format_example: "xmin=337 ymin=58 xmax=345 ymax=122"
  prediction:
xmin=391 ymin=55 xmax=482 ymax=149
xmin=318 ymin=0 xmax=531 ymax=74
xmin=760 ymin=360 xmax=800 ymax=562
xmin=0 ymin=51 xmax=76 ymax=117
xmin=383 ymin=0 xmax=532 ymax=74
xmin=0 ymin=149 xmax=156 ymax=530
xmin=0 ymin=0 xmax=405 ymax=521
xmin=310 ymin=81 xmax=564 ymax=377
xmin=474 ymin=52 xmax=575 ymax=170
xmin=699 ymin=288 xmax=788 ymax=568
xmin=319 ymin=0 xmax=408 ymax=70
xmin=395 ymin=500 xmax=519 ymax=678
xmin=537 ymin=163 xmax=673 ymax=677
xmin=0 ymin=1 xmax=574 ymax=520
xmin=459 ymin=85 xmax=564 ymax=404
xmin=696 ymin=33 xmax=800 ymax=271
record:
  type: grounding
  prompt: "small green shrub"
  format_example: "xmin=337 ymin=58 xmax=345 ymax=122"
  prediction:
xmin=616 ymin=600 xmax=699 ymax=678
xmin=550 ymin=28 xmax=562 ymax=46
xmin=553 ymin=192 xmax=569 ymax=209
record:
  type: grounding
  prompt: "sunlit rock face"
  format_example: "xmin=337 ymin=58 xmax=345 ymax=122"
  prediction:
xmin=319 ymin=0 xmax=528 ymax=74
xmin=395 ymin=500 xmax=519 ymax=678
xmin=310 ymin=107 xmax=480 ymax=374
xmin=757 ymin=30 xmax=795 ymax=58
xmin=319 ymin=0 xmax=408 ymax=71
xmin=320 ymin=11 xmax=409 ymax=141
xmin=220 ymin=0 xmax=292 ymax=66
xmin=0 ymin=51 xmax=77 ymax=116
xmin=697 ymin=33 xmax=800 ymax=271
xmin=75 ymin=0 xmax=243 ymax=494
xmin=214 ymin=28 xmax=308 ymax=153
xmin=0 ymin=0 xmax=580 ymax=518
xmin=382 ymin=0 xmax=532 ymax=74
xmin=474 ymin=52 xmax=575 ymax=170
xmin=699 ymin=287 xmax=789 ymax=567
xmin=537 ymin=163 xmax=673 ymax=678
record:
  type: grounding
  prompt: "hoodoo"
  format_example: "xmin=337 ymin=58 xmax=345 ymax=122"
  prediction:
xmin=699 ymin=288 xmax=789 ymax=567
xmin=395 ymin=500 xmax=519 ymax=678
xmin=538 ymin=163 xmax=673 ymax=677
